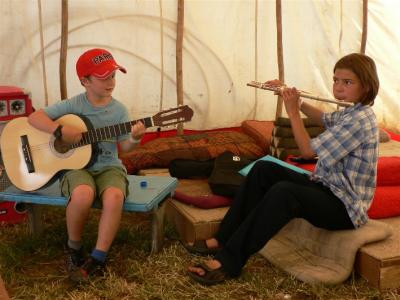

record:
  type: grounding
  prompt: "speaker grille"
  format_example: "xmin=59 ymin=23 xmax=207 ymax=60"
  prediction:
xmin=0 ymin=154 xmax=12 ymax=191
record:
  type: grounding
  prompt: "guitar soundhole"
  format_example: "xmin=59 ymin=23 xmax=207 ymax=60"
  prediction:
xmin=53 ymin=138 xmax=71 ymax=155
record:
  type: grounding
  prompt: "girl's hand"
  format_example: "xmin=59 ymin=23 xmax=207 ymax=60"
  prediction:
xmin=282 ymin=86 xmax=302 ymax=116
xmin=264 ymin=79 xmax=284 ymax=95
xmin=264 ymin=79 xmax=302 ymax=115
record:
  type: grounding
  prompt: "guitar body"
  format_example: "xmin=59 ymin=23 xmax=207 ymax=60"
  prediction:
xmin=0 ymin=105 xmax=193 ymax=191
xmin=0 ymin=114 xmax=92 ymax=191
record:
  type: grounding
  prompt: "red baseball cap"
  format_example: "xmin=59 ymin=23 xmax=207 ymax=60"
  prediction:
xmin=76 ymin=48 xmax=127 ymax=80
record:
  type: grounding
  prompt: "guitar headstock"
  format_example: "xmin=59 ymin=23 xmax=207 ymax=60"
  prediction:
xmin=152 ymin=105 xmax=194 ymax=127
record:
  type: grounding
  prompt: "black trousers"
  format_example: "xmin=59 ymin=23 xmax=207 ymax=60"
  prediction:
xmin=214 ymin=160 xmax=354 ymax=277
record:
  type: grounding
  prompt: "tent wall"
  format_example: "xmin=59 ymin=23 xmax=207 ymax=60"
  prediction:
xmin=0 ymin=0 xmax=399 ymax=132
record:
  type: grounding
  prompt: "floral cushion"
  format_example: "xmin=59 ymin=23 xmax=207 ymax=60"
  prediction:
xmin=120 ymin=131 xmax=265 ymax=174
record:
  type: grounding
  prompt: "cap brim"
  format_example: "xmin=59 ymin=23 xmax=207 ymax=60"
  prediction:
xmin=91 ymin=63 xmax=127 ymax=79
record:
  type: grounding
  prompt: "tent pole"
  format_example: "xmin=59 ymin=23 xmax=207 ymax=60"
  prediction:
xmin=275 ymin=0 xmax=284 ymax=120
xmin=60 ymin=0 xmax=68 ymax=100
xmin=176 ymin=0 xmax=184 ymax=135
xmin=37 ymin=0 xmax=49 ymax=107
xmin=360 ymin=0 xmax=368 ymax=54
xmin=158 ymin=0 xmax=165 ymax=112
xmin=253 ymin=0 xmax=259 ymax=119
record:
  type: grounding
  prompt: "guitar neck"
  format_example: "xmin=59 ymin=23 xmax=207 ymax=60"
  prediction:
xmin=70 ymin=116 xmax=153 ymax=148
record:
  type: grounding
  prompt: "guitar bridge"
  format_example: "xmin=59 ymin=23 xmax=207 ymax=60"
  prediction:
xmin=21 ymin=135 xmax=35 ymax=173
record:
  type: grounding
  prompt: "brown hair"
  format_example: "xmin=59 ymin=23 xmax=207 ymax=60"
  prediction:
xmin=334 ymin=53 xmax=379 ymax=106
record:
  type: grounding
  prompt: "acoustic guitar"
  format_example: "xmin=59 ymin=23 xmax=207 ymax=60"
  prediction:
xmin=0 ymin=105 xmax=193 ymax=191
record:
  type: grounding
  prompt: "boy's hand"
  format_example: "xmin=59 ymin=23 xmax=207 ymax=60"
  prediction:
xmin=60 ymin=125 xmax=82 ymax=144
xmin=131 ymin=121 xmax=146 ymax=142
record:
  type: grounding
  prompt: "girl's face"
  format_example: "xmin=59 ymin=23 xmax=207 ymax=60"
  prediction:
xmin=332 ymin=68 xmax=364 ymax=104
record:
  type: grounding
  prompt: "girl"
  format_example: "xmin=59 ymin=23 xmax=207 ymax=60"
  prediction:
xmin=187 ymin=53 xmax=380 ymax=285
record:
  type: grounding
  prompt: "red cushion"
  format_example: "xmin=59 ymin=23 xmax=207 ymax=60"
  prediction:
xmin=286 ymin=156 xmax=400 ymax=187
xmin=285 ymin=158 xmax=316 ymax=173
xmin=388 ymin=130 xmax=400 ymax=142
xmin=173 ymin=190 xmax=232 ymax=209
xmin=368 ymin=186 xmax=400 ymax=219
xmin=377 ymin=156 xmax=400 ymax=186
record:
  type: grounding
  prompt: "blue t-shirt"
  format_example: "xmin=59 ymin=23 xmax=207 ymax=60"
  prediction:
xmin=44 ymin=93 xmax=131 ymax=172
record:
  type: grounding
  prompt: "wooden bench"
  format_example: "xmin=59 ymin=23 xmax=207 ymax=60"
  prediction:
xmin=0 ymin=175 xmax=178 ymax=254
xmin=355 ymin=216 xmax=400 ymax=289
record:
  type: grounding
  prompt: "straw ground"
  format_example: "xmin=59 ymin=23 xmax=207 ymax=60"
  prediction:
xmin=0 ymin=206 xmax=398 ymax=300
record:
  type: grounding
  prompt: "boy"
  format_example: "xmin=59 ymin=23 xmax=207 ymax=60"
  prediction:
xmin=28 ymin=48 xmax=146 ymax=283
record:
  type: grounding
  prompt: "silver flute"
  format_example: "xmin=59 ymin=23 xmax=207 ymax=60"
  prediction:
xmin=247 ymin=81 xmax=353 ymax=107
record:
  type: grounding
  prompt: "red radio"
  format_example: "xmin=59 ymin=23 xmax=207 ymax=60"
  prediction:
xmin=0 ymin=86 xmax=33 ymax=121
xmin=0 ymin=86 xmax=33 ymax=225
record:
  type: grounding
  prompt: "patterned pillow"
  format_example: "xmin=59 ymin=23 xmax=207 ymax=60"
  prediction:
xmin=119 ymin=131 xmax=265 ymax=174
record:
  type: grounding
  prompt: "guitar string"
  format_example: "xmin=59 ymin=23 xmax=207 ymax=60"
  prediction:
xmin=14 ymin=112 xmax=187 ymax=152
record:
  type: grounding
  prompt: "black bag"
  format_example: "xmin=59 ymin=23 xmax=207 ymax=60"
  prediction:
xmin=208 ymin=151 xmax=253 ymax=197
xmin=169 ymin=158 xmax=215 ymax=179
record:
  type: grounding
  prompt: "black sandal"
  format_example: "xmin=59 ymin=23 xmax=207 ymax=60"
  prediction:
xmin=187 ymin=263 xmax=231 ymax=286
xmin=183 ymin=240 xmax=221 ymax=256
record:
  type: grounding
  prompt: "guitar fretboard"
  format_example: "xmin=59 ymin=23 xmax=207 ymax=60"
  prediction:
xmin=70 ymin=117 xmax=153 ymax=149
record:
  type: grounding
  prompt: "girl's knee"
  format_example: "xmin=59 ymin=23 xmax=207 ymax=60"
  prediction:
xmin=249 ymin=161 xmax=277 ymax=178
xmin=267 ymin=182 xmax=301 ymax=215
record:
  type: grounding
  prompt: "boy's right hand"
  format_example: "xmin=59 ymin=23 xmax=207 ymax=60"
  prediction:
xmin=60 ymin=125 xmax=82 ymax=144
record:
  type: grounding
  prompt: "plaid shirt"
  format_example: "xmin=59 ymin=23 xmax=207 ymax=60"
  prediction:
xmin=310 ymin=103 xmax=378 ymax=228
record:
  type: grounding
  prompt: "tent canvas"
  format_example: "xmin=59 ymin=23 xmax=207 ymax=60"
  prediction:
xmin=0 ymin=0 xmax=399 ymax=132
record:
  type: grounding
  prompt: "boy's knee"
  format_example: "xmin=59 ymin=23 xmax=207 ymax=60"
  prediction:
xmin=102 ymin=187 xmax=125 ymax=204
xmin=71 ymin=184 xmax=95 ymax=202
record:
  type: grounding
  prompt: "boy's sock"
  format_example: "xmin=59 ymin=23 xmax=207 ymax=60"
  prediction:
xmin=68 ymin=239 xmax=82 ymax=250
xmin=90 ymin=249 xmax=107 ymax=263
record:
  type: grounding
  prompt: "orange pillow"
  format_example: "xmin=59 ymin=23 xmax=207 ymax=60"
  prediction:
xmin=241 ymin=120 xmax=274 ymax=152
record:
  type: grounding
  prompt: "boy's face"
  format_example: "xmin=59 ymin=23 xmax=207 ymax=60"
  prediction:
xmin=83 ymin=72 xmax=116 ymax=99
xmin=332 ymin=68 xmax=364 ymax=104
